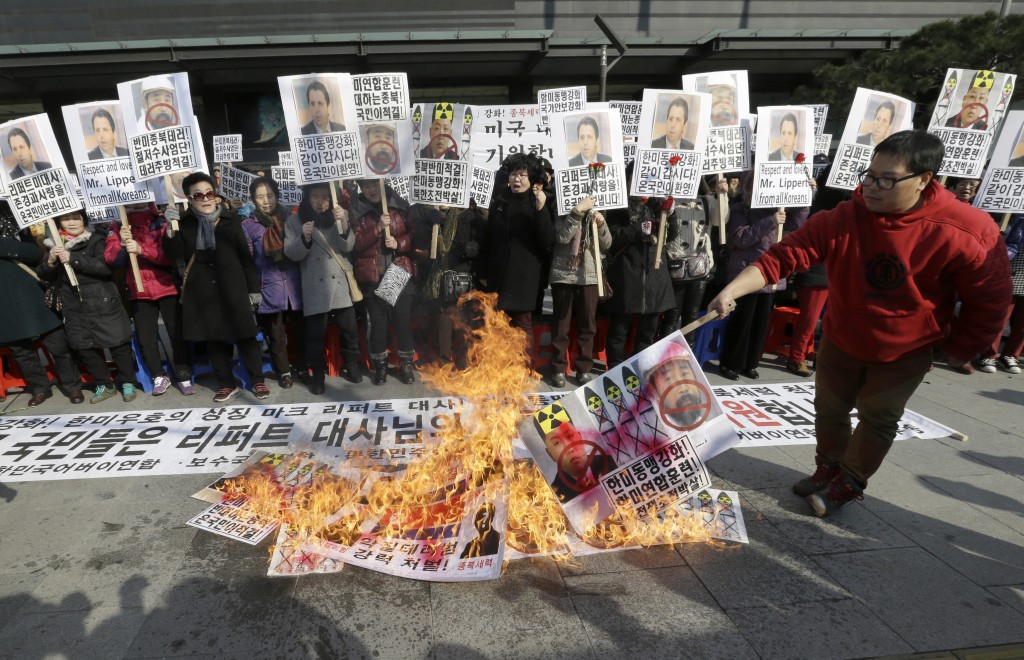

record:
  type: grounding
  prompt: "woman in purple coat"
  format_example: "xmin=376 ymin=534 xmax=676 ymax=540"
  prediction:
xmin=241 ymin=176 xmax=307 ymax=388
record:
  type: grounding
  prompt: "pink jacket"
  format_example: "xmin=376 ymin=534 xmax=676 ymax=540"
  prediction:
xmin=103 ymin=203 xmax=179 ymax=301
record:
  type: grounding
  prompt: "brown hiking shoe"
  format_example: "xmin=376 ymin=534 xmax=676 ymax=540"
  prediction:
xmin=786 ymin=360 xmax=812 ymax=377
xmin=808 ymin=473 xmax=865 ymax=517
xmin=792 ymin=463 xmax=841 ymax=496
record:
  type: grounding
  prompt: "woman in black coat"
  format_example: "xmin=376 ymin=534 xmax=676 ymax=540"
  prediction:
xmin=163 ymin=172 xmax=268 ymax=404
xmin=603 ymin=195 xmax=676 ymax=367
xmin=39 ymin=209 xmax=137 ymax=404
xmin=481 ymin=153 xmax=556 ymax=332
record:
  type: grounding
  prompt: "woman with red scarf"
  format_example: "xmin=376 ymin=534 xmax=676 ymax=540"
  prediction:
xmin=241 ymin=177 xmax=306 ymax=389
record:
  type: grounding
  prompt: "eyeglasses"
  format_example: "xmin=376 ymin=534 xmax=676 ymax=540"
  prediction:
xmin=857 ymin=171 xmax=924 ymax=191
xmin=189 ymin=190 xmax=218 ymax=202
xmin=508 ymin=171 xmax=530 ymax=180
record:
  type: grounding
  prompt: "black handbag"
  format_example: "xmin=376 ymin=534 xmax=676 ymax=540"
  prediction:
xmin=441 ymin=270 xmax=474 ymax=302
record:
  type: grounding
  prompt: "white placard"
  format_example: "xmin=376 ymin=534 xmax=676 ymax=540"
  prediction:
xmin=212 ymin=134 xmax=243 ymax=163
xmin=0 ymin=113 xmax=77 ymax=228
xmin=975 ymin=110 xmax=1024 ymax=212
xmin=751 ymin=106 xmax=815 ymax=208
xmin=538 ymin=86 xmax=588 ymax=116
xmin=826 ymin=89 xmax=915 ymax=191
xmin=469 ymin=104 xmax=553 ymax=170
xmin=351 ymin=72 xmax=409 ymax=122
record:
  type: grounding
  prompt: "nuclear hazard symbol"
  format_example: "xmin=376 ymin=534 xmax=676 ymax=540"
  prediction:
xmin=145 ymin=103 xmax=179 ymax=130
xmin=557 ymin=440 xmax=609 ymax=493
xmin=658 ymin=379 xmax=713 ymax=432
xmin=365 ymin=140 xmax=398 ymax=175
xmin=433 ymin=102 xmax=454 ymax=120
xmin=535 ymin=402 xmax=571 ymax=435
xmin=973 ymin=70 xmax=995 ymax=89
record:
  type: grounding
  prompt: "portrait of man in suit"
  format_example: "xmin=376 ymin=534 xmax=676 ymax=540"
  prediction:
xmin=651 ymin=96 xmax=696 ymax=151
xmin=6 ymin=127 xmax=52 ymax=180
xmin=567 ymin=115 xmax=612 ymax=166
xmin=856 ymin=100 xmax=896 ymax=147
xmin=86 ymin=108 xmax=130 ymax=160
xmin=768 ymin=112 xmax=799 ymax=162
xmin=300 ymin=80 xmax=345 ymax=135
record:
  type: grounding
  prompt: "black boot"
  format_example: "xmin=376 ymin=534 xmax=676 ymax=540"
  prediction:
xmin=372 ymin=357 xmax=388 ymax=386
xmin=342 ymin=351 xmax=363 ymax=384
xmin=308 ymin=370 xmax=326 ymax=396
xmin=398 ymin=357 xmax=416 ymax=384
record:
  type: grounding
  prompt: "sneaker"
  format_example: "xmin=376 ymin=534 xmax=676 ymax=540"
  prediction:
xmin=152 ymin=375 xmax=171 ymax=396
xmin=177 ymin=379 xmax=196 ymax=396
xmin=253 ymin=382 xmax=271 ymax=401
xmin=90 ymin=385 xmax=117 ymax=404
xmin=213 ymin=387 xmax=240 ymax=404
xmin=786 ymin=360 xmax=812 ymax=377
xmin=999 ymin=355 xmax=1021 ymax=374
xmin=549 ymin=372 xmax=567 ymax=388
xmin=792 ymin=463 xmax=841 ymax=496
xmin=122 ymin=383 xmax=137 ymax=402
xmin=977 ymin=357 xmax=997 ymax=373
xmin=807 ymin=473 xmax=864 ymax=517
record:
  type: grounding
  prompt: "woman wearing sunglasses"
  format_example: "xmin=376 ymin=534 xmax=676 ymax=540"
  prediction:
xmin=163 ymin=172 xmax=270 ymax=404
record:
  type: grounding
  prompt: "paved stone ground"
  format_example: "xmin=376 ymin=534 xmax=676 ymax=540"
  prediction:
xmin=0 ymin=354 xmax=1022 ymax=659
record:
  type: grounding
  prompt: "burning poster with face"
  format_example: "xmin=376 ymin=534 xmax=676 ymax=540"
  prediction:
xmin=518 ymin=333 xmax=737 ymax=536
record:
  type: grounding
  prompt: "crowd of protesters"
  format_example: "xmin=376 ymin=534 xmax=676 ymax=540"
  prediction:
xmin=1 ymin=143 xmax=1020 ymax=410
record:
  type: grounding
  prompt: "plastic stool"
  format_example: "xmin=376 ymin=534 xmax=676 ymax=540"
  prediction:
xmin=692 ymin=314 xmax=729 ymax=367
xmin=130 ymin=332 xmax=154 ymax=394
xmin=0 ymin=347 xmax=29 ymax=400
xmin=762 ymin=306 xmax=802 ymax=357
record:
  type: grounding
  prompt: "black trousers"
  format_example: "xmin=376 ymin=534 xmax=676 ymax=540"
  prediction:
xmin=606 ymin=312 xmax=661 ymax=368
xmin=550 ymin=283 xmax=599 ymax=376
xmin=207 ymin=338 xmax=264 ymax=390
xmin=5 ymin=326 xmax=82 ymax=395
xmin=360 ymin=284 xmax=414 ymax=359
xmin=305 ymin=307 xmax=359 ymax=382
xmin=660 ymin=277 xmax=709 ymax=344
xmin=720 ymin=292 xmax=776 ymax=372
xmin=257 ymin=308 xmax=307 ymax=377
xmin=132 ymin=296 xmax=189 ymax=379
xmin=76 ymin=342 xmax=137 ymax=388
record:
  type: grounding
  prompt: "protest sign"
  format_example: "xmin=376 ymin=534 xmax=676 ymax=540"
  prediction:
xmin=0 ymin=114 xmax=78 ymax=229
xmin=412 ymin=101 xmax=474 ymax=163
xmin=751 ymin=106 xmax=815 ymax=208
xmin=410 ymin=159 xmax=471 ymax=207
xmin=815 ymin=133 xmax=832 ymax=158
xmin=809 ymin=104 xmax=829 ymax=136
xmin=61 ymin=101 xmax=153 ymax=209
xmin=549 ymin=108 xmax=627 ymax=215
xmin=928 ymin=68 xmax=1016 ymax=177
xmin=827 ymin=89 xmax=914 ymax=191
xmin=278 ymin=150 xmax=295 ymax=167
xmin=271 ymin=166 xmax=301 ymax=205
xmin=470 ymin=105 xmax=553 ymax=169
xmin=975 ymin=110 xmax=1024 ymax=212
xmin=387 ymin=176 xmax=411 ymax=203
xmin=278 ymin=73 xmax=361 ymax=184
xmin=219 ymin=164 xmax=255 ymax=202
xmin=470 ymin=166 xmax=496 ymax=207
xmin=682 ymin=70 xmax=752 ymax=173
xmin=187 ymin=497 xmax=279 ymax=545
xmin=358 ymin=120 xmax=414 ymax=178
xmin=622 ymin=139 xmax=638 ymax=166
xmin=351 ymin=73 xmax=409 ymax=122
xmin=538 ymin=86 xmax=587 ymax=116
xmin=609 ymin=101 xmax=643 ymax=140
xmin=631 ymin=89 xmax=711 ymax=197
xmin=212 ymin=134 xmax=243 ymax=163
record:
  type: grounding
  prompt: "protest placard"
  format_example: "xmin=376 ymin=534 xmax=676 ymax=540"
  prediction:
xmin=470 ymin=165 xmax=496 ymax=207
xmin=538 ymin=86 xmax=587 ymax=116
xmin=212 ymin=134 xmax=243 ymax=163
xmin=631 ymin=89 xmax=711 ymax=197
xmin=809 ymin=104 xmax=829 ymax=136
xmin=351 ymin=72 xmax=409 ymax=122
xmin=412 ymin=101 xmax=474 ymax=163
xmin=815 ymin=133 xmax=832 ymax=158
xmin=470 ymin=105 xmax=553 ymax=169
xmin=0 ymin=114 xmax=79 ymax=229
xmin=549 ymin=108 xmax=627 ymax=215
xmin=751 ymin=106 xmax=815 ymax=208
xmin=219 ymin=164 xmax=255 ymax=202
xmin=278 ymin=150 xmax=295 ymax=167
xmin=622 ymin=139 xmax=638 ymax=166
xmin=928 ymin=68 xmax=1016 ymax=177
xmin=357 ymin=120 xmax=414 ymax=179
xmin=410 ymin=159 xmax=471 ymax=207
xmin=826 ymin=89 xmax=914 ymax=191
xmin=974 ymin=110 xmax=1024 ymax=212
xmin=682 ymin=70 xmax=752 ymax=174
xmin=609 ymin=101 xmax=643 ymax=139
xmin=278 ymin=73 xmax=361 ymax=184
xmin=271 ymin=166 xmax=302 ymax=205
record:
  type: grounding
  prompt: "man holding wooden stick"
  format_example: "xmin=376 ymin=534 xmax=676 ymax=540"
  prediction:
xmin=708 ymin=131 xmax=1011 ymax=517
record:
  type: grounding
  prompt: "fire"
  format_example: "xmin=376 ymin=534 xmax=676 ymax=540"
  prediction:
xmin=216 ymin=291 xmax=719 ymax=570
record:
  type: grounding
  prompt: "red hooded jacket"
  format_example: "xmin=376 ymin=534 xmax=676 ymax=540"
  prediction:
xmin=103 ymin=203 xmax=179 ymax=301
xmin=754 ymin=181 xmax=1011 ymax=363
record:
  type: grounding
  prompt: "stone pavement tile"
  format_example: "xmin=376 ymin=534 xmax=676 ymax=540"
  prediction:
xmin=741 ymin=487 xmax=915 ymax=555
xmin=677 ymin=519 xmax=849 ymax=609
xmin=565 ymin=565 xmax=759 ymax=660
xmin=0 ymin=604 xmax=147 ymax=660
xmin=884 ymin=438 xmax=1005 ymax=479
xmin=290 ymin=574 xmax=432 ymax=659
xmin=429 ymin=558 xmax=595 ymax=660
xmin=813 ymin=547 xmax=1024 ymax=651
xmin=988 ymin=584 xmax=1024 ymax=617
xmin=726 ymin=597 xmax=914 ymax=659
xmin=912 ymin=376 xmax=1024 ymax=437
xmin=556 ymin=542 xmax=687 ymax=578
xmin=917 ymin=474 xmax=1024 ymax=536
xmin=0 ymin=572 xmax=45 ymax=625
xmin=706 ymin=446 xmax=813 ymax=491
xmin=879 ymin=506 xmax=1024 ymax=587
xmin=858 ymin=462 xmax=964 ymax=514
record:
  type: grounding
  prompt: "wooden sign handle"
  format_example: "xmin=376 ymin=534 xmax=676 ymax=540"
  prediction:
xmin=430 ymin=224 xmax=440 ymax=259
xmin=680 ymin=309 xmax=723 ymax=336
xmin=117 ymin=206 xmax=144 ymax=293
xmin=45 ymin=217 xmax=80 ymax=288
xmin=378 ymin=180 xmax=392 ymax=240
xmin=1001 ymin=212 xmax=1012 ymax=232
xmin=717 ymin=173 xmax=727 ymax=246
xmin=163 ymin=176 xmax=180 ymax=231
xmin=592 ymin=213 xmax=604 ymax=297
xmin=776 ymin=207 xmax=785 ymax=242
xmin=654 ymin=209 xmax=668 ymax=269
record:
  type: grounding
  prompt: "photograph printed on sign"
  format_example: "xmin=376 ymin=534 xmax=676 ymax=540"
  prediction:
xmin=60 ymin=102 xmax=153 ymax=210
xmin=468 ymin=104 xmax=553 ymax=170
xmin=357 ymin=120 xmax=414 ymax=179
xmin=637 ymin=90 xmax=710 ymax=152
xmin=752 ymin=106 xmax=815 ymax=208
xmin=277 ymin=73 xmax=358 ymax=144
xmin=412 ymin=102 xmax=474 ymax=162
xmin=928 ymin=68 xmax=1016 ymax=134
xmin=973 ymin=111 xmax=1024 ymax=212
xmin=681 ymin=70 xmax=749 ymax=129
xmin=116 ymin=73 xmax=196 ymax=137
xmin=548 ymin=109 xmax=624 ymax=171
xmin=0 ymin=114 xmax=65 ymax=186
xmin=840 ymin=91 xmax=912 ymax=148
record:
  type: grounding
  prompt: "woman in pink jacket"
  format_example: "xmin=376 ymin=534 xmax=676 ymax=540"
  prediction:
xmin=105 ymin=202 xmax=193 ymax=395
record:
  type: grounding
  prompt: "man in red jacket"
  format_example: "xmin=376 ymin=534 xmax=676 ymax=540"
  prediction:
xmin=709 ymin=131 xmax=1011 ymax=517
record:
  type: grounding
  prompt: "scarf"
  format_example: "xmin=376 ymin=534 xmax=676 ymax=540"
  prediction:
xmin=425 ymin=207 xmax=463 ymax=300
xmin=255 ymin=204 xmax=287 ymax=262
xmin=194 ymin=205 xmax=223 ymax=253
xmin=567 ymin=211 xmax=593 ymax=271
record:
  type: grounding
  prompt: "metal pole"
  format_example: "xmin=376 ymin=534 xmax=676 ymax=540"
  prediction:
xmin=1001 ymin=0 xmax=1013 ymax=17
xmin=599 ymin=45 xmax=608 ymax=102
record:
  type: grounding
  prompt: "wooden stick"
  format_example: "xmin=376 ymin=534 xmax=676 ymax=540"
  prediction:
xmin=378 ymin=180 xmax=392 ymax=240
xmin=939 ymin=175 xmax=949 ymax=186
xmin=592 ymin=213 xmax=604 ymax=297
xmin=163 ymin=176 xmax=179 ymax=231
xmin=117 ymin=206 xmax=144 ymax=293
xmin=680 ymin=309 xmax=723 ymax=336
xmin=776 ymin=207 xmax=785 ymax=242
xmin=45 ymin=218 xmax=80 ymax=289
xmin=430 ymin=224 xmax=440 ymax=259
xmin=717 ymin=173 xmax=727 ymax=246
xmin=1001 ymin=212 xmax=1012 ymax=232
xmin=654 ymin=209 xmax=668 ymax=269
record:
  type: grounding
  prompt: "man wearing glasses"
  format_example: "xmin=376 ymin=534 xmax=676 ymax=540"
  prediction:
xmin=708 ymin=130 xmax=1011 ymax=518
